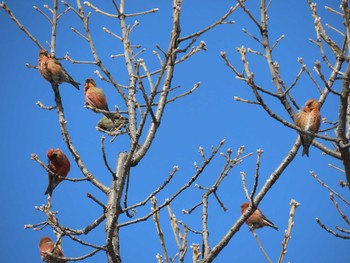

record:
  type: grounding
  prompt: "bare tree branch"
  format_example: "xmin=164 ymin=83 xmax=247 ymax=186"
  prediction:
xmin=0 ymin=2 xmax=43 ymax=49
xmin=277 ymin=200 xmax=300 ymax=263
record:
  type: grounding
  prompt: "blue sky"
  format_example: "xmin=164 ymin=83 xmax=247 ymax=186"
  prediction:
xmin=1 ymin=0 xmax=349 ymax=262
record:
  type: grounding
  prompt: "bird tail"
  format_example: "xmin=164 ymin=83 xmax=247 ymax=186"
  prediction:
xmin=302 ymin=146 xmax=310 ymax=157
xmin=44 ymin=185 xmax=53 ymax=196
xmin=263 ymin=215 xmax=278 ymax=231
xmin=44 ymin=175 xmax=60 ymax=196
xmin=69 ymin=80 xmax=80 ymax=90
xmin=269 ymin=224 xmax=278 ymax=231
xmin=299 ymin=135 xmax=311 ymax=157
xmin=65 ymin=71 xmax=80 ymax=90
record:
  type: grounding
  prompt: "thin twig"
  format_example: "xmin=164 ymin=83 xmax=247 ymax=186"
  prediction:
xmin=250 ymin=227 xmax=272 ymax=263
xmin=329 ymin=193 xmax=350 ymax=225
xmin=86 ymin=193 xmax=106 ymax=210
xmin=250 ymin=149 xmax=263 ymax=199
xmin=123 ymin=166 xmax=179 ymax=212
xmin=310 ymin=171 xmax=350 ymax=206
xmin=316 ymin=218 xmax=350 ymax=239
xmin=125 ymin=8 xmax=159 ymax=17
xmin=277 ymin=200 xmax=300 ymax=263
xmin=152 ymin=197 xmax=169 ymax=263
xmin=101 ymin=136 xmax=116 ymax=179
xmin=36 ymin=101 xmax=56 ymax=110
xmin=84 ymin=1 xmax=118 ymax=18
xmin=0 ymin=2 xmax=43 ymax=49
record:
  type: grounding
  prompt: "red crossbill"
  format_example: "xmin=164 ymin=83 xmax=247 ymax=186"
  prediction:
xmin=44 ymin=149 xmax=70 ymax=196
xmin=84 ymin=78 xmax=118 ymax=122
xmin=294 ymin=99 xmax=321 ymax=157
xmin=241 ymin=202 xmax=278 ymax=230
xmin=39 ymin=236 xmax=67 ymax=263
xmin=38 ymin=49 xmax=80 ymax=89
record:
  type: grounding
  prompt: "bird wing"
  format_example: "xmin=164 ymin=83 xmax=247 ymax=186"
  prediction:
xmin=261 ymin=213 xmax=278 ymax=230
xmin=48 ymin=57 xmax=64 ymax=75
xmin=294 ymin=110 xmax=306 ymax=128
xmin=90 ymin=88 xmax=109 ymax=111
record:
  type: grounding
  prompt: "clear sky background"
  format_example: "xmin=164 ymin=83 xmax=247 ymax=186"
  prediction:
xmin=1 ymin=0 xmax=349 ymax=262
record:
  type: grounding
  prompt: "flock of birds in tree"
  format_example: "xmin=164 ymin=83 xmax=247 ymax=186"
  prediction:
xmin=36 ymin=49 xmax=321 ymax=261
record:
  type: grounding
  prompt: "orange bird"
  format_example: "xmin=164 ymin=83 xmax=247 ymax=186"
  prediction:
xmin=84 ymin=78 xmax=115 ymax=120
xmin=294 ymin=99 xmax=321 ymax=157
xmin=38 ymin=49 xmax=80 ymax=89
xmin=241 ymin=202 xmax=278 ymax=231
xmin=39 ymin=236 xmax=67 ymax=263
xmin=45 ymin=149 xmax=71 ymax=196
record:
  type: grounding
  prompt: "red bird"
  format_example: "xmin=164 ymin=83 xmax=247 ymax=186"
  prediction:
xmin=38 ymin=49 xmax=80 ymax=89
xmin=45 ymin=149 xmax=71 ymax=196
xmin=294 ymin=99 xmax=321 ymax=157
xmin=39 ymin=236 xmax=67 ymax=263
xmin=241 ymin=202 xmax=278 ymax=231
xmin=84 ymin=78 xmax=115 ymax=120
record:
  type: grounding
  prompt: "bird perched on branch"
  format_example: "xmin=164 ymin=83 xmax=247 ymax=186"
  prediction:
xmin=294 ymin=99 xmax=321 ymax=157
xmin=84 ymin=78 xmax=116 ymax=120
xmin=97 ymin=114 xmax=129 ymax=132
xmin=38 ymin=49 xmax=80 ymax=89
xmin=39 ymin=236 xmax=67 ymax=263
xmin=241 ymin=202 xmax=278 ymax=231
xmin=45 ymin=148 xmax=70 ymax=196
